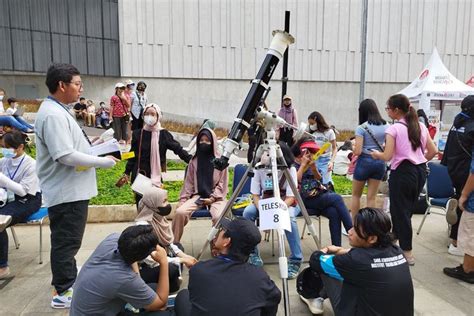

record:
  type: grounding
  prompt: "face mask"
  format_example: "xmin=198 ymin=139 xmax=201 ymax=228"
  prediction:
xmin=284 ymin=102 xmax=291 ymax=107
xmin=0 ymin=96 xmax=3 ymax=101
xmin=199 ymin=143 xmax=212 ymax=153
xmin=157 ymin=204 xmax=172 ymax=216
xmin=144 ymin=115 xmax=157 ymax=126
xmin=309 ymin=124 xmax=317 ymax=131
xmin=1 ymin=148 xmax=16 ymax=159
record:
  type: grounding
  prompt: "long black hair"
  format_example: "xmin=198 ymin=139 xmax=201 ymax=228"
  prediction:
xmin=358 ymin=99 xmax=386 ymax=125
xmin=416 ymin=109 xmax=429 ymax=128
xmin=354 ymin=207 xmax=394 ymax=248
xmin=307 ymin=111 xmax=330 ymax=132
xmin=387 ymin=94 xmax=421 ymax=151
xmin=279 ymin=141 xmax=295 ymax=167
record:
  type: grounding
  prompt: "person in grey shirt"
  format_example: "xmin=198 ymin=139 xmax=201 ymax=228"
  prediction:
xmin=35 ymin=63 xmax=117 ymax=309
xmin=70 ymin=225 xmax=171 ymax=316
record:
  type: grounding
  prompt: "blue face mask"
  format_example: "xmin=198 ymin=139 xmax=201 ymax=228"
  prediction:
xmin=1 ymin=148 xmax=16 ymax=159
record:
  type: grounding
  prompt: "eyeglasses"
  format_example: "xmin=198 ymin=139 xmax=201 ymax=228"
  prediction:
xmin=66 ymin=81 xmax=83 ymax=88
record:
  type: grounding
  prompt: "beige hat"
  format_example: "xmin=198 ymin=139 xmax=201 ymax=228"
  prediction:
xmin=115 ymin=82 xmax=125 ymax=89
xmin=125 ymin=79 xmax=135 ymax=86
xmin=283 ymin=95 xmax=292 ymax=100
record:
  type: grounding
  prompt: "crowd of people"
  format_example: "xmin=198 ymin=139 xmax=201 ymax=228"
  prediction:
xmin=0 ymin=62 xmax=473 ymax=316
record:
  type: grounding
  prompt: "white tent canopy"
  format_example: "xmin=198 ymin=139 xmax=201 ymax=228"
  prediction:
xmin=398 ymin=47 xmax=474 ymax=112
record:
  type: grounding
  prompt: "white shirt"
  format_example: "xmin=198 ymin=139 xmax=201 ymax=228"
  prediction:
xmin=250 ymin=166 xmax=298 ymax=197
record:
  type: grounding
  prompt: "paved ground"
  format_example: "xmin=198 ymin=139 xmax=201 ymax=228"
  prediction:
xmin=1 ymin=211 xmax=473 ymax=315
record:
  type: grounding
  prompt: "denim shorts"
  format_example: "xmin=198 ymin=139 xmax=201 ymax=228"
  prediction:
xmin=353 ymin=154 xmax=386 ymax=181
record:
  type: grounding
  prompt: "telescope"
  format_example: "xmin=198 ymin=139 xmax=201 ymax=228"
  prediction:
xmin=213 ymin=30 xmax=295 ymax=170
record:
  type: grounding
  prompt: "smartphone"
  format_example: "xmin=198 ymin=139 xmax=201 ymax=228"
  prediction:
xmin=194 ymin=198 xmax=204 ymax=206
xmin=167 ymin=294 xmax=177 ymax=308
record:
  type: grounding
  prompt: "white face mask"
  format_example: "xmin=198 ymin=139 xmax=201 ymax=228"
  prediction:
xmin=144 ymin=115 xmax=157 ymax=126
xmin=309 ymin=124 xmax=317 ymax=130
xmin=0 ymin=96 xmax=4 ymax=101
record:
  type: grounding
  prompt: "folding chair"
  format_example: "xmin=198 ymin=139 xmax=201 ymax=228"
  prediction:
xmin=10 ymin=207 xmax=49 ymax=264
xmin=416 ymin=162 xmax=456 ymax=235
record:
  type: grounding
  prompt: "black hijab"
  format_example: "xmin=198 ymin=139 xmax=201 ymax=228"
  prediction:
xmin=196 ymin=129 xmax=215 ymax=198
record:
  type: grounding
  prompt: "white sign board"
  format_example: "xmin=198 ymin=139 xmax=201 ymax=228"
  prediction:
xmin=258 ymin=197 xmax=291 ymax=232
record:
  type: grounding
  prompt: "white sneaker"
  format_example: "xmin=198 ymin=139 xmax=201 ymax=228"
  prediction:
xmin=299 ymin=295 xmax=324 ymax=314
xmin=0 ymin=266 xmax=10 ymax=279
xmin=445 ymin=199 xmax=458 ymax=225
xmin=448 ymin=243 xmax=464 ymax=257
xmin=0 ymin=215 xmax=12 ymax=233
xmin=51 ymin=287 xmax=73 ymax=309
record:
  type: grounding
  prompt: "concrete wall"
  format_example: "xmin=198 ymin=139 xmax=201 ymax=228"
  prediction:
xmin=0 ymin=73 xmax=406 ymax=130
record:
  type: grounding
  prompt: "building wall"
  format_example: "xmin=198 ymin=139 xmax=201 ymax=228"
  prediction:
xmin=119 ymin=0 xmax=474 ymax=82
xmin=0 ymin=0 xmax=120 ymax=76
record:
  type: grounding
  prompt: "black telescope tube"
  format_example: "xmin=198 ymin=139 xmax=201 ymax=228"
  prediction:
xmin=229 ymin=54 xmax=281 ymax=144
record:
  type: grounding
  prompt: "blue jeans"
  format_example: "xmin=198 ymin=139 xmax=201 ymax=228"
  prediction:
xmin=243 ymin=203 xmax=303 ymax=262
xmin=0 ymin=116 xmax=32 ymax=132
xmin=300 ymin=192 xmax=353 ymax=246
xmin=317 ymin=155 xmax=333 ymax=185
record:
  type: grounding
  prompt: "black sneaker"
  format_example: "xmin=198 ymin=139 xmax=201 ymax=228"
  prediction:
xmin=443 ymin=265 xmax=474 ymax=284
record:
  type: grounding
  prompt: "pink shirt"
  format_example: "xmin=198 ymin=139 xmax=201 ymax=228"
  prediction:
xmin=386 ymin=119 xmax=429 ymax=170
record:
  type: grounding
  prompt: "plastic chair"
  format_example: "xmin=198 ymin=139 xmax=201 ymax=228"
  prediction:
xmin=10 ymin=207 xmax=48 ymax=264
xmin=416 ymin=162 xmax=455 ymax=235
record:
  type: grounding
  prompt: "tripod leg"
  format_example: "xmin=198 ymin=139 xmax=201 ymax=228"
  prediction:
xmin=276 ymin=229 xmax=291 ymax=316
xmin=282 ymin=169 xmax=321 ymax=249
xmin=196 ymin=165 xmax=253 ymax=260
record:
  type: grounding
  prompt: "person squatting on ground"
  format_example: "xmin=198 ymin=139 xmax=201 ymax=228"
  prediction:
xmin=0 ymin=131 xmax=42 ymax=279
xmin=371 ymin=94 xmax=437 ymax=265
xmin=174 ymin=217 xmax=281 ymax=316
xmin=306 ymin=111 xmax=337 ymax=190
xmin=96 ymin=101 xmax=111 ymax=128
xmin=242 ymin=142 xmax=303 ymax=278
xmin=278 ymin=95 xmax=298 ymax=147
xmin=135 ymin=186 xmax=198 ymax=292
xmin=292 ymin=138 xmax=353 ymax=247
xmin=300 ymin=207 xmax=414 ymax=316
xmin=130 ymin=81 xmax=148 ymax=131
xmin=351 ymin=99 xmax=388 ymax=217
xmin=332 ymin=138 xmax=354 ymax=176
xmin=121 ymin=103 xmax=192 ymax=207
xmin=70 ymin=225 xmax=172 ymax=316
xmin=443 ymin=146 xmax=474 ymax=284
xmin=172 ymin=128 xmax=228 ymax=243
xmin=110 ymin=82 xmax=131 ymax=142
xmin=35 ymin=63 xmax=117 ymax=308
xmin=441 ymin=95 xmax=474 ymax=257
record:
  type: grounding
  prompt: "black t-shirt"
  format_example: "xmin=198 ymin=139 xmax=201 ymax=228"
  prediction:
xmin=188 ymin=257 xmax=281 ymax=316
xmin=74 ymin=102 xmax=86 ymax=111
xmin=310 ymin=245 xmax=414 ymax=316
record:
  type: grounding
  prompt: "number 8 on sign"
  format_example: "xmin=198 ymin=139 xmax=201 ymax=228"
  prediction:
xmin=258 ymin=197 xmax=292 ymax=232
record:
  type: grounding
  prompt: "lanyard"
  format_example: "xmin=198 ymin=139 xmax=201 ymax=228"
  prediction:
xmin=47 ymin=96 xmax=92 ymax=145
xmin=7 ymin=155 xmax=25 ymax=180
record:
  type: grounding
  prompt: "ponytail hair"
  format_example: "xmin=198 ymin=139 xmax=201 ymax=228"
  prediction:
xmin=387 ymin=94 xmax=421 ymax=151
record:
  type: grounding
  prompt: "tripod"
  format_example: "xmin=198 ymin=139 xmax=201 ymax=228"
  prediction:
xmin=197 ymin=107 xmax=321 ymax=316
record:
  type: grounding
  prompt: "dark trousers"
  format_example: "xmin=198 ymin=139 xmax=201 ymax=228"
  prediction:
xmin=320 ymin=274 xmax=343 ymax=315
xmin=140 ymin=262 xmax=182 ymax=293
xmin=389 ymin=161 xmax=427 ymax=251
xmin=303 ymin=192 xmax=353 ymax=246
xmin=113 ymin=117 xmax=128 ymax=141
xmin=49 ymin=200 xmax=89 ymax=294
xmin=174 ymin=289 xmax=192 ymax=316
xmin=450 ymin=182 xmax=464 ymax=241
xmin=279 ymin=128 xmax=294 ymax=147
xmin=0 ymin=192 xmax=42 ymax=267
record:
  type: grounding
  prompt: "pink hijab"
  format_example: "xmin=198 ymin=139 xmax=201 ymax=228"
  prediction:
xmin=142 ymin=103 xmax=162 ymax=186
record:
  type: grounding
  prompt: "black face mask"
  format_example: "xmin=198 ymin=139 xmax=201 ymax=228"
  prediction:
xmin=157 ymin=204 xmax=172 ymax=216
xmin=199 ymin=143 xmax=212 ymax=153
xmin=284 ymin=103 xmax=292 ymax=107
